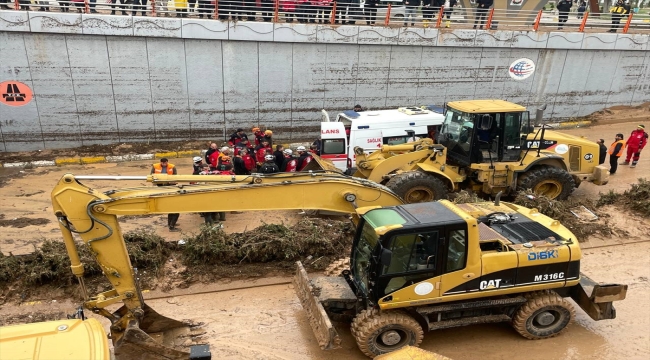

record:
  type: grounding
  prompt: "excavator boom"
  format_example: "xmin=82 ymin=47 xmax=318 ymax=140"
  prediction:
xmin=50 ymin=172 xmax=403 ymax=359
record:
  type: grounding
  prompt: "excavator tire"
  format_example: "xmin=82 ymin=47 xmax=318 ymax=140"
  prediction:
xmin=386 ymin=171 xmax=448 ymax=203
xmin=323 ymin=258 xmax=350 ymax=277
xmin=351 ymin=309 xmax=424 ymax=358
xmin=512 ymin=291 xmax=575 ymax=340
xmin=517 ymin=165 xmax=575 ymax=200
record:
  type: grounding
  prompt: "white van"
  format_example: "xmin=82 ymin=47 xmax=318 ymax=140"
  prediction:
xmin=318 ymin=106 xmax=445 ymax=172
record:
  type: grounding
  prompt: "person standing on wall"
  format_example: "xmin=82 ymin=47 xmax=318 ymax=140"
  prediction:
xmin=608 ymin=134 xmax=625 ymax=175
xmin=132 ymin=0 xmax=148 ymax=16
xmin=151 ymin=158 xmax=181 ymax=231
xmin=596 ymin=139 xmax=607 ymax=165
xmin=622 ymin=124 xmax=647 ymax=168
xmin=473 ymin=0 xmax=493 ymax=29
xmin=556 ymin=0 xmax=573 ymax=30
xmin=609 ymin=0 xmax=631 ymax=33
xmin=404 ymin=0 xmax=420 ymax=27
xmin=364 ymin=0 xmax=378 ymax=25
xmin=577 ymin=1 xmax=586 ymax=19
xmin=443 ymin=0 xmax=457 ymax=28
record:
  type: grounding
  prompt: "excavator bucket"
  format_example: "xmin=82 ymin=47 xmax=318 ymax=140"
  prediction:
xmin=112 ymin=304 xmax=208 ymax=360
xmin=302 ymin=154 xmax=344 ymax=174
xmin=293 ymin=261 xmax=342 ymax=350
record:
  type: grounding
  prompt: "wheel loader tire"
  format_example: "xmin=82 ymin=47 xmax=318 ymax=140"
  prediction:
xmin=517 ymin=165 xmax=575 ymax=200
xmin=386 ymin=171 xmax=448 ymax=203
xmin=323 ymin=258 xmax=350 ymax=277
xmin=512 ymin=291 xmax=575 ymax=340
xmin=351 ymin=308 xmax=424 ymax=358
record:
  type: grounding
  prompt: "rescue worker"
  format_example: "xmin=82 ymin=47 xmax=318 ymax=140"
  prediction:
xmin=608 ymin=133 xmax=625 ymax=175
xmin=473 ymin=0 xmax=492 ymax=29
xmin=354 ymin=104 xmax=364 ymax=112
xmin=217 ymin=156 xmax=235 ymax=174
xmin=622 ymin=124 xmax=647 ymax=168
xmin=273 ymin=145 xmax=285 ymax=169
xmin=198 ymin=164 xmax=220 ymax=225
xmin=205 ymin=142 xmax=218 ymax=164
xmin=233 ymin=138 xmax=253 ymax=156
xmin=282 ymin=149 xmax=298 ymax=172
xmin=609 ymin=0 xmax=630 ymax=33
xmin=228 ymin=128 xmax=249 ymax=147
xmin=556 ymin=0 xmax=572 ymax=30
xmin=192 ymin=156 xmax=204 ymax=175
xmin=234 ymin=148 xmax=254 ymax=175
xmin=150 ymin=158 xmax=180 ymax=231
xmin=255 ymin=139 xmax=272 ymax=166
xmin=252 ymin=127 xmax=265 ymax=146
xmin=263 ymin=130 xmax=273 ymax=147
xmin=596 ymin=139 xmax=607 ymax=165
xmin=259 ymin=154 xmax=280 ymax=174
xmin=296 ymin=146 xmax=313 ymax=171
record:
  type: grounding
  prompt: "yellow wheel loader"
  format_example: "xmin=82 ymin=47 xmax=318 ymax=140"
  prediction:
xmin=322 ymin=100 xmax=609 ymax=202
xmin=294 ymin=195 xmax=627 ymax=358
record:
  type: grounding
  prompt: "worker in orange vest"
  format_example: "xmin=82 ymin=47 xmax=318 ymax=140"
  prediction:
xmin=150 ymin=158 xmax=180 ymax=231
xmin=608 ymin=133 xmax=625 ymax=175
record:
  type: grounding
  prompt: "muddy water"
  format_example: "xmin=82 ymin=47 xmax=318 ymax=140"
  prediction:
xmin=138 ymin=241 xmax=649 ymax=360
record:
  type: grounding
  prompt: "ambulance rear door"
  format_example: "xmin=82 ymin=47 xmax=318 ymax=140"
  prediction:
xmin=320 ymin=122 xmax=347 ymax=171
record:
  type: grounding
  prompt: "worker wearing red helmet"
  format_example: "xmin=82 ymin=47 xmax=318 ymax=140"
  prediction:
xmin=296 ymin=146 xmax=313 ymax=171
xmin=622 ymin=124 xmax=647 ymax=168
xmin=282 ymin=148 xmax=298 ymax=172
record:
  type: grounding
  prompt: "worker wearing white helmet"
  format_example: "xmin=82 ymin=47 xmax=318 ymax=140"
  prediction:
xmin=282 ymin=149 xmax=298 ymax=172
xmin=296 ymin=145 xmax=313 ymax=171
xmin=192 ymin=156 xmax=204 ymax=175
xmin=259 ymin=154 xmax=280 ymax=174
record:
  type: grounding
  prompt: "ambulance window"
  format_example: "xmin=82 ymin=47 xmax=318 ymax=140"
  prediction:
xmin=384 ymin=136 xmax=408 ymax=145
xmin=322 ymin=139 xmax=345 ymax=154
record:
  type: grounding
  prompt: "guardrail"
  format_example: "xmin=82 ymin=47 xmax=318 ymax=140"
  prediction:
xmin=3 ymin=1 xmax=650 ymax=34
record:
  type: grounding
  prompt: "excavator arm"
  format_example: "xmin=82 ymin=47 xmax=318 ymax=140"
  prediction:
xmin=51 ymin=172 xmax=403 ymax=359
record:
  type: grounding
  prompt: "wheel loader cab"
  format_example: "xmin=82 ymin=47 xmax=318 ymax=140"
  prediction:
xmin=439 ymin=101 xmax=531 ymax=166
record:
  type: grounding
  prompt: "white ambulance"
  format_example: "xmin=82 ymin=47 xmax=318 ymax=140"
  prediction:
xmin=318 ymin=106 xmax=445 ymax=172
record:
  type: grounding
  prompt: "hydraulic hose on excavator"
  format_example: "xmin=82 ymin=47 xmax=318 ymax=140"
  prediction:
xmin=51 ymin=172 xmax=404 ymax=359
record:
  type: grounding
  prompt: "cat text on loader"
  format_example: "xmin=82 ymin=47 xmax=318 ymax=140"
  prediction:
xmin=350 ymin=100 xmax=609 ymax=202
xmin=294 ymin=195 xmax=627 ymax=358
xmin=1 ymin=171 xmax=409 ymax=360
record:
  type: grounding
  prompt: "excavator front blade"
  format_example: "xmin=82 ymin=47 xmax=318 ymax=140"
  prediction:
xmin=293 ymin=261 xmax=342 ymax=350
xmin=112 ymin=304 xmax=208 ymax=360
xmin=302 ymin=154 xmax=344 ymax=174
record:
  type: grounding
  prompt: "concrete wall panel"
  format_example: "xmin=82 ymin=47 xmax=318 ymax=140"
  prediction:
xmin=441 ymin=48 xmax=482 ymax=100
xmin=106 ymin=37 xmax=156 ymax=142
xmin=631 ymin=52 xmax=650 ymax=105
xmin=146 ymin=38 xmax=191 ymax=141
xmin=527 ymin=49 xmax=567 ymax=116
xmin=501 ymin=49 xmax=540 ymax=106
xmin=258 ymin=42 xmax=293 ymax=138
xmin=607 ymin=51 xmax=648 ymax=107
xmin=0 ymin=32 xmax=43 ymax=151
xmin=65 ymin=35 xmax=120 ymax=145
xmin=355 ymin=45 xmax=391 ymax=109
xmin=24 ymin=34 xmax=81 ymax=148
xmin=386 ymin=46 xmax=423 ymax=106
xmin=222 ymin=41 xmax=259 ymax=135
xmin=323 ymin=44 xmax=359 ymax=116
xmin=579 ymin=51 xmax=621 ymax=117
xmin=416 ymin=47 xmax=454 ymax=106
xmin=291 ymin=43 xmax=327 ymax=138
xmin=551 ymin=50 xmax=594 ymax=119
xmin=184 ymin=40 xmax=226 ymax=140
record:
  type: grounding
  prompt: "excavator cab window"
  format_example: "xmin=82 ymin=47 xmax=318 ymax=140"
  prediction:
xmin=376 ymin=230 xmax=442 ymax=296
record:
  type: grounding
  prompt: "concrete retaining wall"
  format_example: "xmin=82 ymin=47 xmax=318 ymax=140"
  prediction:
xmin=1 ymin=11 xmax=649 ymax=151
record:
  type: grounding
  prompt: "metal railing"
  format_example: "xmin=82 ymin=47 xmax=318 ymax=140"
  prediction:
xmin=2 ymin=1 xmax=649 ymax=34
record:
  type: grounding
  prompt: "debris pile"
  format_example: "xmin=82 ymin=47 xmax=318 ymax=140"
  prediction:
xmin=181 ymin=218 xmax=354 ymax=266
xmin=597 ymin=178 xmax=650 ymax=218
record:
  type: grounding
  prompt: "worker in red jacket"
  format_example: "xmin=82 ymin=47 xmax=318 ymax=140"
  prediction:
xmin=281 ymin=148 xmax=298 ymax=172
xmin=208 ymin=148 xmax=221 ymax=170
xmin=296 ymin=146 xmax=313 ymax=171
xmin=622 ymin=124 xmax=647 ymax=168
xmin=234 ymin=148 xmax=256 ymax=174
xmin=255 ymin=139 xmax=272 ymax=166
xmin=252 ymin=127 xmax=265 ymax=146
xmin=228 ymin=128 xmax=249 ymax=147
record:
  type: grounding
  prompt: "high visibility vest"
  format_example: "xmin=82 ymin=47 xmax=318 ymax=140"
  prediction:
xmin=153 ymin=163 xmax=175 ymax=174
xmin=610 ymin=6 xmax=627 ymax=14
xmin=608 ymin=140 xmax=625 ymax=157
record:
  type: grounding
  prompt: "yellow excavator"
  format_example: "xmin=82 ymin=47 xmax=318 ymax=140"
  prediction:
xmin=311 ymin=100 xmax=609 ymax=202
xmin=0 ymin=172 xmax=403 ymax=360
xmin=0 ymin=171 xmax=626 ymax=359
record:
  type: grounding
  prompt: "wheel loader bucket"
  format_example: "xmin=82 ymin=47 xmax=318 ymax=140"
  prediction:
xmin=302 ymin=154 xmax=344 ymax=174
xmin=293 ymin=261 xmax=342 ymax=350
xmin=112 ymin=303 xmax=209 ymax=360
